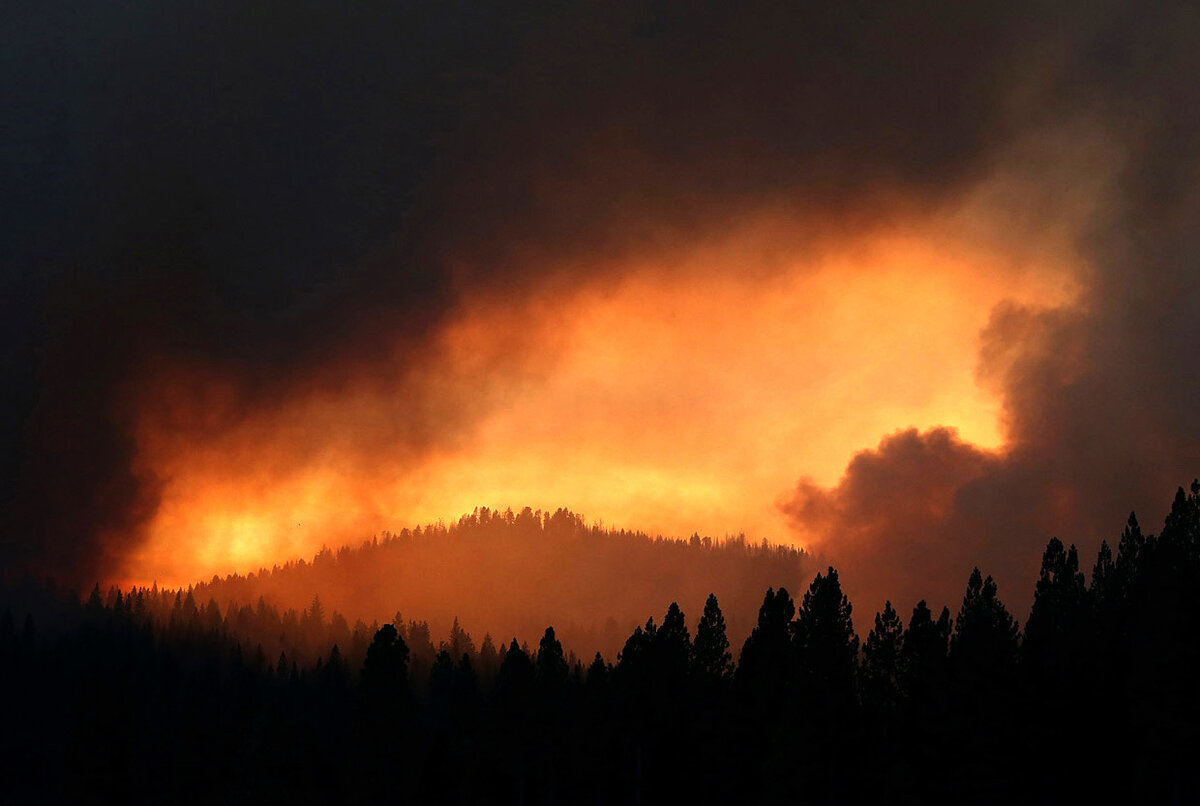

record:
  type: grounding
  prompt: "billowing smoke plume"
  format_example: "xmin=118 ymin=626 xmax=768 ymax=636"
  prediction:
xmin=3 ymin=0 xmax=1197 ymax=598
xmin=783 ymin=2 xmax=1200 ymax=613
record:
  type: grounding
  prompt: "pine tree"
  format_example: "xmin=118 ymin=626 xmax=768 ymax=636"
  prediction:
xmin=447 ymin=616 xmax=476 ymax=660
xmin=1024 ymin=537 xmax=1088 ymax=669
xmin=308 ymin=594 xmax=324 ymax=624
xmin=655 ymin=602 xmax=691 ymax=688
xmin=692 ymin=593 xmax=733 ymax=684
xmin=1114 ymin=511 xmax=1146 ymax=597
xmin=361 ymin=623 xmax=410 ymax=697
xmin=494 ymin=638 xmax=536 ymax=715
xmin=735 ymin=587 xmax=797 ymax=717
xmin=951 ymin=568 xmax=1019 ymax=683
xmin=536 ymin=626 xmax=569 ymax=689
xmin=899 ymin=600 xmax=951 ymax=702
xmin=586 ymin=652 xmax=609 ymax=689
xmin=1090 ymin=539 xmax=1115 ymax=606
xmin=862 ymin=601 xmax=903 ymax=712
xmin=796 ymin=567 xmax=858 ymax=708
xmin=477 ymin=633 xmax=500 ymax=685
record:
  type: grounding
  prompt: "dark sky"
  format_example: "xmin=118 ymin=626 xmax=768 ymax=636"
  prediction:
xmin=2 ymin=0 xmax=1198 ymax=611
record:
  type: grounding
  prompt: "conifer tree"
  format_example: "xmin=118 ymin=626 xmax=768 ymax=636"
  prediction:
xmin=361 ymin=623 xmax=410 ymax=696
xmin=495 ymin=638 xmax=535 ymax=702
xmin=1114 ymin=512 xmax=1146 ymax=595
xmin=1024 ymin=537 xmax=1088 ymax=668
xmin=736 ymin=587 xmax=797 ymax=716
xmin=899 ymin=600 xmax=951 ymax=700
xmin=862 ymin=601 xmax=903 ymax=712
xmin=796 ymin=567 xmax=858 ymax=707
xmin=692 ymin=593 xmax=733 ymax=684
xmin=536 ymin=626 xmax=569 ymax=689
xmin=655 ymin=602 xmax=691 ymax=687
xmin=951 ymin=568 xmax=1019 ymax=691
xmin=586 ymin=652 xmax=609 ymax=688
xmin=1090 ymin=539 xmax=1115 ymax=605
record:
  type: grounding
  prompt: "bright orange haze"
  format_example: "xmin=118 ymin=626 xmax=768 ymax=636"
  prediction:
xmin=120 ymin=205 xmax=1082 ymax=589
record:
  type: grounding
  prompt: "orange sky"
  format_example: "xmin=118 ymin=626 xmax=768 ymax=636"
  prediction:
xmin=120 ymin=205 xmax=1082 ymax=588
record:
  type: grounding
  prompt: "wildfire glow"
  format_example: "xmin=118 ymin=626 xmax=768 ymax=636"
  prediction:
xmin=121 ymin=210 xmax=1082 ymax=588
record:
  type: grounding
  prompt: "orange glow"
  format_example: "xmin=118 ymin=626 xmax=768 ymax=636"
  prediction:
xmin=119 ymin=210 xmax=1082 ymax=588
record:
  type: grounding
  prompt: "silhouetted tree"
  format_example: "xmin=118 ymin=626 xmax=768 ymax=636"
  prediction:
xmin=655 ymin=602 xmax=691 ymax=689
xmin=492 ymin=639 xmax=537 ymax=798
xmin=1114 ymin=511 xmax=1147 ymax=599
xmin=951 ymin=568 xmax=1018 ymax=685
xmin=494 ymin=638 xmax=535 ymax=705
xmin=947 ymin=568 xmax=1020 ymax=800
xmin=361 ymin=623 xmax=410 ymax=700
xmin=899 ymin=600 xmax=951 ymax=702
xmin=615 ymin=618 xmax=657 ymax=692
xmin=736 ymin=587 xmax=796 ymax=711
xmin=692 ymin=593 xmax=733 ymax=684
xmin=1025 ymin=538 xmax=1088 ymax=665
xmin=535 ymin=626 xmax=569 ymax=690
xmin=586 ymin=652 xmax=609 ymax=689
xmin=446 ymin=616 xmax=476 ymax=660
xmin=862 ymin=601 xmax=903 ymax=713
xmin=775 ymin=567 xmax=859 ymax=804
xmin=796 ymin=567 xmax=858 ymax=708
xmin=1090 ymin=538 xmax=1115 ymax=601
xmin=4 ymin=480 xmax=1200 ymax=804
xmin=1022 ymin=538 xmax=1094 ymax=797
xmin=477 ymin=632 xmax=500 ymax=688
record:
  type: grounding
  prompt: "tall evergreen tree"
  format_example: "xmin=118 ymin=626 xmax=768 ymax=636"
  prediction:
xmin=862 ymin=601 xmax=903 ymax=713
xmin=796 ymin=567 xmax=859 ymax=708
xmin=615 ymin=618 xmax=657 ymax=689
xmin=1114 ymin=511 xmax=1146 ymax=596
xmin=586 ymin=652 xmax=609 ymax=689
xmin=1090 ymin=539 xmax=1115 ymax=606
xmin=655 ymin=602 xmax=691 ymax=689
xmin=735 ymin=587 xmax=797 ymax=708
xmin=1024 ymin=537 xmax=1088 ymax=667
xmin=899 ymin=600 xmax=951 ymax=701
xmin=951 ymin=568 xmax=1019 ymax=684
xmin=535 ymin=626 xmax=569 ymax=690
xmin=361 ymin=623 xmax=410 ymax=697
xmin=692 ymin=593 xmax=733 ymax=684
xmin=1161 ymin=480 xmax=1200 ymax=551
xmin=495 ymin=639 xmax=535 ymax=704
xmin=446 ymin=616 xmax=476 ymax=660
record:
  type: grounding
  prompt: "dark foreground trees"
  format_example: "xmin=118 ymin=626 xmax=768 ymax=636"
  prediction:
xmin=2 ymin=481 xmax=1200 ymax=804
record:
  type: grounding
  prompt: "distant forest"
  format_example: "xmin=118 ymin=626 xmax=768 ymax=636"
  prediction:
xmin=2 ymin=483 xmax=1199 ymax=804
xmin=189 ymin=507 xmax=811 ymax=658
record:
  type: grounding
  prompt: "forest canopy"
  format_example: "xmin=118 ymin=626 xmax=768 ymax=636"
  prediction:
xmin=185 ymin=506 xmax=810 ymax=658
xmin=3 ymin=481 xmax=1199 ymax=803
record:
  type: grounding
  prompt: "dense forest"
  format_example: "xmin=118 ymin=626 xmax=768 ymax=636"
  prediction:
xmin=187 ymin=507 xmax=811 ymax=658
xmin=2 ymin=482 xmax=1199 ymax=804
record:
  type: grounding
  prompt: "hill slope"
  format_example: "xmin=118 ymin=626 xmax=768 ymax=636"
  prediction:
xmin=191 ymin=507 xmax=809 ymax=656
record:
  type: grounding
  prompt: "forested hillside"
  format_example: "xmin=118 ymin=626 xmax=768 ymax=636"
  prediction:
xmin=188 ymin=507 xmax=810 ymax=657
xmin=3 ymin=483 xmax=1199 ymax=803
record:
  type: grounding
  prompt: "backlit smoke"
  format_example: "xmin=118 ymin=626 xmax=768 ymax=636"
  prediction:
xmin=3 ymin=0 xmax=1197 ymax=618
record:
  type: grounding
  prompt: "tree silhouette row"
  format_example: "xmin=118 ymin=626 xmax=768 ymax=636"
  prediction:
xmin=2 ymin=482 xmax=1199 ymax=803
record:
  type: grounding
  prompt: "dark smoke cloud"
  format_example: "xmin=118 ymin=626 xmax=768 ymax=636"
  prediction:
xmin=783 ymin=2 xmax=1200 ymax=616
xmin=1 ymin=0 xmax=520 ymax=580
xmin=2 ymin=0 xmax=1196 ymax=593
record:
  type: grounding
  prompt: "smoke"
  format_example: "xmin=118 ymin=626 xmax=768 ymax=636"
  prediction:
xmin=3 ymin=0 xmax=1197 ymax=597
xmin=782 ymin=2 xmax=1200 ymax=615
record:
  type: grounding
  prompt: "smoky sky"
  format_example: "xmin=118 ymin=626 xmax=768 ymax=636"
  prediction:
xmin=784 ymin=1 xmax=1200 ymax=615
xmin=2 ymin=0 xmax=1198 ymax=592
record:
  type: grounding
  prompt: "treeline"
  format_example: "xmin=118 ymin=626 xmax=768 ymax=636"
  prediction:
xmin=2 ymin=483 xmax=1199 ymax=803
xmin=189 ymin=506 xmax=810 ymax=657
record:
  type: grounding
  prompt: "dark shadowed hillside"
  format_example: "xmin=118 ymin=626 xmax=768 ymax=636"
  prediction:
xmin=190 ymin=507 xmax=809 ymax=657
